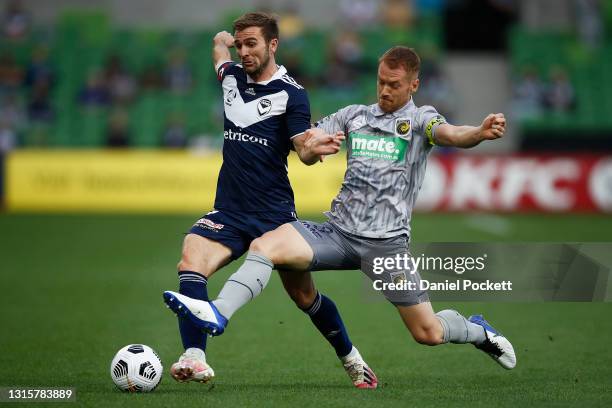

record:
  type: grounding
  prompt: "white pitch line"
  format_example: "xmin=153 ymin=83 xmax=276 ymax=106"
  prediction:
xmin=464 ymin=214 xmax=512 ymax=237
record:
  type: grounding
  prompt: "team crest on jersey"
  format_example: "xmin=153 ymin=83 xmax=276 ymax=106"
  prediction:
xmin=257 ymin=99 xmax=272 ymax=116
xmin=225 ymin=89 xmax=237 ymax=106
xmin=390 ymin=271 xmax=407 ymax=285
xmin=396 ymin=119 xmax=411 ymax=136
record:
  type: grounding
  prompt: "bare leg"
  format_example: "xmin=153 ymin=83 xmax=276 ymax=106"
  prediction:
xmin=177 ymin=233 xmax=232 ymax=278
xmin=396 ymin=302 xmax=445 ymax=346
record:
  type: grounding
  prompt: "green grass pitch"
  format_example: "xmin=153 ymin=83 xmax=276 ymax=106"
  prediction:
xmin=0 ymin=213 xmax=611 ymax=407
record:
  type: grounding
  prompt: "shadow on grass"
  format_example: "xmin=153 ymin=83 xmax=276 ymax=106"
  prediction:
xmin=95 ymin=381 xmax=368 ymax=396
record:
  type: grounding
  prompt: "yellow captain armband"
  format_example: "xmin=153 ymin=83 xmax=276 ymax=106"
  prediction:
xmin=425 ymin=117 xmax=446 ymax=146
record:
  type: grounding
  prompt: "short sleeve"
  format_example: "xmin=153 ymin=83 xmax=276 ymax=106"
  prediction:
xmin=286 ymin=89 xmax=312 ymax=139
xmin=416 ymin=105 xmax=447 ymax=146
xmin=216 ymin=61 xmax=238 ymax=82
xmin=314 ymin=105 xmax=354 ymax=134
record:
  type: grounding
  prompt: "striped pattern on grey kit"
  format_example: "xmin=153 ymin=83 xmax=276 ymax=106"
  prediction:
xmin=315 ymin=99 xmax=446 ymax=239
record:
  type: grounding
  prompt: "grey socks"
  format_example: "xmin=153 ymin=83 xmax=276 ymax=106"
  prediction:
xmin=435 ymin=309 xmax=486 ymax=345
xmin=212 ymin=252 xmax=273 ymax=319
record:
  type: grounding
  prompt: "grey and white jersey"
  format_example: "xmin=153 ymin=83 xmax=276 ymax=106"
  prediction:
xmin=315 ymin=99 xmax=446 ymax=239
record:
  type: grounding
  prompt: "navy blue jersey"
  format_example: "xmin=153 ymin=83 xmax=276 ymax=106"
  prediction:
xmin=214 ymin=61 xmax=310 ymax=214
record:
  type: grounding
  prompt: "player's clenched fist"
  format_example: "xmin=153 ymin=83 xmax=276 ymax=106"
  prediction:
xmin=479 ymin=113 xmax=506 ymax=140
xmin=213 ymin=31 xmax=235 ymax=47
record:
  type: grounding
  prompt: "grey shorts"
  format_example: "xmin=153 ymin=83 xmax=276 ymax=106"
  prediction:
xmin=291 ymin=220 xmax=429 ymax=306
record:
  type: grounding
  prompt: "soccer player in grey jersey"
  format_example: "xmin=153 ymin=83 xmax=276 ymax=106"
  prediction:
xmin=170 ymin=46 xmax=516 ymax=386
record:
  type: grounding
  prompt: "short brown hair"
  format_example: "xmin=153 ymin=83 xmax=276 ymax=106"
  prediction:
xmin=233 ymin=12 xmax=279 ymax=44
xmin=379 ymin=46 xmax=420 ymax=76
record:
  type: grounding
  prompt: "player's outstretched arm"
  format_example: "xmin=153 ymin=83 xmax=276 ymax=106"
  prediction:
xmin=434 ymin=113 xmax=506 ymax=148
xmin=293 ymin=128 xmax=345 ymax=165
xmin=212 ymin=31 xmax=234 ymax=68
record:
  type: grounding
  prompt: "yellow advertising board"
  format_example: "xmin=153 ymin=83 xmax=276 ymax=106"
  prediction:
xmin=6 ymin=150 xmax=346 ymax=214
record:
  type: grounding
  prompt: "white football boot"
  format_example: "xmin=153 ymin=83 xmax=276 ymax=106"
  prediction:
xmin=163 ymin=291 xmax=228 ymax=336
xmin=341 ymin=347 xmax=378 ymax=389
xmin=170 ymin=348 xmax=215 ymax=383
xmin=468 ymin=314 xmax=517 ymax=369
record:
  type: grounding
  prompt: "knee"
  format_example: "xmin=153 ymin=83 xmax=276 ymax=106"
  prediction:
xmin=411 ymin=326 xmax=443 ymax=346
xmin=249 ymin=237 xmax=275 ymax=261
xmin=177 ymin=245 xmax=209 ymax=275
xmin=177 ymin=255 xmax=206 ymax=274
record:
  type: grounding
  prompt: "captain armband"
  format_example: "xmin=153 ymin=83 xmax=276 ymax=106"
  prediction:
xmin=425 ymin=117 xmax=446 ymax=146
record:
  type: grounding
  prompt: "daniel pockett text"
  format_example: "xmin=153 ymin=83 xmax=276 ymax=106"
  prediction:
xmin=371 ymin=253 xmax=513 ymax=292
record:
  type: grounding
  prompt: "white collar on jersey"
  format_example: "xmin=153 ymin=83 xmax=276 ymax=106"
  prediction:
xmin=246 ymin=65 xmax=287 ymax=85
xmin=370 ymin=97 xmax=416 ymax=117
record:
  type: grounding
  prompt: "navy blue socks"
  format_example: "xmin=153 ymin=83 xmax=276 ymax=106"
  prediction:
xmin=177 ymin=271 xmax=208 ymax=351
xmin=302 ymin=292 xmax=353 ymax=358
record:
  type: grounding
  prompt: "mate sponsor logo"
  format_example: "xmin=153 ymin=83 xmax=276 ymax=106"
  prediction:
xmin=350 ymin=132 xmax=408 ymax=161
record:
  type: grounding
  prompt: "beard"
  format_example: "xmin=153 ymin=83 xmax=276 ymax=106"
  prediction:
xmin=245 ymin=45 xmax=271 ymax=80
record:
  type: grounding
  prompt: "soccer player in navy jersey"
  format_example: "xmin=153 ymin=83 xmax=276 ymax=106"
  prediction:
xmin=162 ymin=12 xmax=377 ymax=388
xmin=165 ymin=46 xmax=516 ymax=388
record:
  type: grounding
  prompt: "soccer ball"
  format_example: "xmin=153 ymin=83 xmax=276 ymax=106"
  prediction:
xmin=110 ymin=344 xmax=163 ymax=392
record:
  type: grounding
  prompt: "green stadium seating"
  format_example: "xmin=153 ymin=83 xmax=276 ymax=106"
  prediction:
xmin=74 ymin=108 xmax=108 ymax=147
xmin=10 ymin=10 xmax=609 ymax=147
xmin=509 ymin=26 xmax=612 ymax=133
